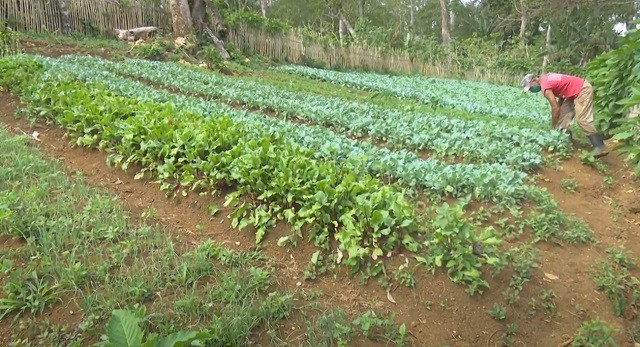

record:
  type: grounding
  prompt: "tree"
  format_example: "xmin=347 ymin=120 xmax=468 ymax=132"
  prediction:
xmin=170 ymin=0 xmax=193 ymax=37
xmin=358 ymin=0 xmax=366 ymax=21
xmin=439 ymin=0 xmax=451 ymax=47
xmin=518 ymin=0 xmax=528 ymax=42
xmin=54 ymin=0 xmax=71 ymax=35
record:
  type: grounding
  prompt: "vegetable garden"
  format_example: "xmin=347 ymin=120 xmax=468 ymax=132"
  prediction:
xmin=0 ymin=42 xmax=638 ymax=346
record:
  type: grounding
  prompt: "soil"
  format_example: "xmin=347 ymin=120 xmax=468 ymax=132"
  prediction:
xmin=1 ymin=39 xmax=639 ymax=346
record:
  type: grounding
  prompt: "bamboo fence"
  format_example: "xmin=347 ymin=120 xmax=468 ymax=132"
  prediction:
xmin=1 ymin=0 xmax=172 ymax=36
xmin=227 ymin=26 xmax=519 ymax=85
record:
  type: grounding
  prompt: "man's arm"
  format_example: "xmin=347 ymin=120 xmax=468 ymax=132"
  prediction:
xmin=543 ymin=89 xmax=561 ymax=129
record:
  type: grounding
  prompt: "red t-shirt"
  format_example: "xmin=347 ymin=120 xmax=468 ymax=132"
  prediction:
xmin=539 ymin=73 xmax=585 ymax=99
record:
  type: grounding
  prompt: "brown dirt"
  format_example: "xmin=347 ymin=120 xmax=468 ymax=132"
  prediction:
xmin=20 ymin=39 xmax=117 ymax=59
xmin=2 ymin=41 xmax=640 ymax=346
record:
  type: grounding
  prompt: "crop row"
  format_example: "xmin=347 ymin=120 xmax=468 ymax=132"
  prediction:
xmin=59 ymin=55 xmax=568 ymax=172
xmin=36 ymin=55 xmax=533 ymax=206
xmin=275 ymin=65 xmax=549 ymax=123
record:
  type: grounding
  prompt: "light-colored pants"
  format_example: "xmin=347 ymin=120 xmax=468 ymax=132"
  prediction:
xmin=556 ymin=80 xmax=598 ymax=136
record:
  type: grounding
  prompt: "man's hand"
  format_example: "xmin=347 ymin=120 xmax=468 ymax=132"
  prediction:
xmin=543 ymin=89 xmax=561 ymax=130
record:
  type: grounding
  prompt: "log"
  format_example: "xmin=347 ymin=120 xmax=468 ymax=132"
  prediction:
xmin=114 ymin=26 xmax=159 ymax=42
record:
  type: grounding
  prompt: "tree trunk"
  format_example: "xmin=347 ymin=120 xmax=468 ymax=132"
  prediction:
xmin=439 ymin=0 xmax=451 ymax=48
xmin=339 ymin=17 xmax=346 ymax=42
xmin=542 ymin=24 xmax=552 ymax=73
xmin=54 ymin=0 xmax=71 ymax=35
xmin=203 ymin=25 xmax=231 ymax=59
xmin=260 ymin=0 xmax=267 ymax=17
xmin=170 ymin=0 xmax=193 ymax=37
xmin=358 ymin=0 xmax=365 ymax=21
xmin=519 ymin=0 xmax=528 ymax=44
xmin=204 ymin=0 xmax=224 ymax=34
xmin=449 ymin=1 xmax=455 ymax=30
xmin=407 ymin=0 xmax=415 ymax=42
xmin=191 ymin=0 xmax=206 ymax=28
xmin=339 ymin=12 xmax=356 ymax=38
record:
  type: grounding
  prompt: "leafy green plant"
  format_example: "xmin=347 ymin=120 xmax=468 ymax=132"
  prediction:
xmin=539 ymin=289 xmax=557 ymax=315
xmin=593 ymin=260 xmax=640 ymax=317
xmin=418 ymin=201 xmax=502 ymax=295
xmin=560 ymin=178 xmax=578 ymax=193
xmin=0 ymin=270 xmax=61 ymax=321
xmin=606 ymin=246 xmax=635 ymax=269
xmin=499 ymin=323 xmax=519 ymax=346
xmin=613 ymin=115 xmax=640 ymax=176
xmin=586 ymin=26 xmax=640 ymax=138
xmin=571 ymin=317 xmax=618 ymax=347
xmin=393 ymin=262 xmax=415 ymax=288
xmin=487 ymin=303 xmax=506 ymax=320
xmin=130 ymin=39 xmax=167 ymax=60
xmin=306 ymin=309 xmax=353 ymax=347
xmin=97 ymin=309 xmax=211 ymax=347
xmin=352 ymin=310 xmax=406 ymax=345
xmin=0 ymin=25 xmax=20 ymax=57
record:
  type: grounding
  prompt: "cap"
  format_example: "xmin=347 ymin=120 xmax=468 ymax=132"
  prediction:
xmin=521 ymin=73 xmax=536 ymax=92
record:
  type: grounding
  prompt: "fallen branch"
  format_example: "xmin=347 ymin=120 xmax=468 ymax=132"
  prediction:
xmin=203 ymin=25 xmax=230 ymax=60
xmin=114 ymin=26 xmax=158 ymax=42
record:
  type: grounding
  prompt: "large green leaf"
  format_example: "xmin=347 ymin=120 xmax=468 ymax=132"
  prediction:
xmin=106 ymin=310 xmax=144 ymax=347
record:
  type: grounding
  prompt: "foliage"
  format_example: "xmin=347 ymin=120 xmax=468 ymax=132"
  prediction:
xmin=487 ymin=303 xmax=506 ymax=320
xmin=593 ymin=256 xmax=640 ymax=317
xmin=586 ymin=27 xmax=640 ymax=138
xmin=352 ymin=310 xmax=407 ymax=344
xmin=96 ymin=308 xmax=211 ymax=347
xmin=0 ymin=24 xmax=20 ymax=57
xmin=560 ymin=178 xmax=578 ymax=193
xmin=0 ymin=54 xmax=422 ymax=273
xmin=51 ymin=55 xmax=535 ymax=206
xmin=417 ymin=201 xmax=503 ymax=295
xmin=69 ymin=55 xmax=568 ymax=171
xmin=0 ymin=269 xmax=61 ymax=321
xmin=275 ymin=64 xmax=551 ymax=124
xmin=612 ymin=107 xmax=640 ymax=176
xmin=225 ymin=10 xmax=292 ymax=33
xmin=0 ymin=125 xmax=309 ymax=345
xmin=571 ymin=317 xmax=618 ymax=347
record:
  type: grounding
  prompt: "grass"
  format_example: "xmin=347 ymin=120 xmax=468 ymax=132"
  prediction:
xmin=0 ymin=126 xmax=406 ymax=346
xmin=19 ymin=32 xmax=129 ymax=51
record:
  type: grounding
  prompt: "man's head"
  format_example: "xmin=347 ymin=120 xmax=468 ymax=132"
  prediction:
xmin=521 ymin=74 xmax=541 ymax=93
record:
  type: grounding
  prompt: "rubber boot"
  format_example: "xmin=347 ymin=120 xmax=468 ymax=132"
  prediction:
xmin=587 ymin=133 xmax=609 ymax=158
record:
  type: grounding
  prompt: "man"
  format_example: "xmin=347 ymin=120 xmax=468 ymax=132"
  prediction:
xmin=521 ymin=73 xmax=609 ymax=158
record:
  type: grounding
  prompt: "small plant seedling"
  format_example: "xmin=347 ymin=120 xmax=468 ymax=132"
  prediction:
xmin=393 ymin=262 xmax=416 ymax=288
xmin=560 ymin=178 xmax=579 ymax=193
xmin=603 ymin=175 xmax=614 ymax=187
xmin=207 ymin=203 xmax=220 ymax=217
xmin=571 ymin=317 xmax=617 ymax=347
xmin=593 ymin=260 xmax=640 ymax=317
xmin=575 ymin=304 xmax=587 ymax=319
xmin=539 ymin=289 xmax=557 ymax=315
xmin=606 ymin=246 xmax=635 ymax=269
xmin=140 ymin=206 xmax=158 ymax=219
xmin=487 ymin=303 xmax=506 ymax=320
xmin=422 ymin=300 xmax=433 ymax=310
xmin=579 ymin=151 xmax=609 ymax=175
